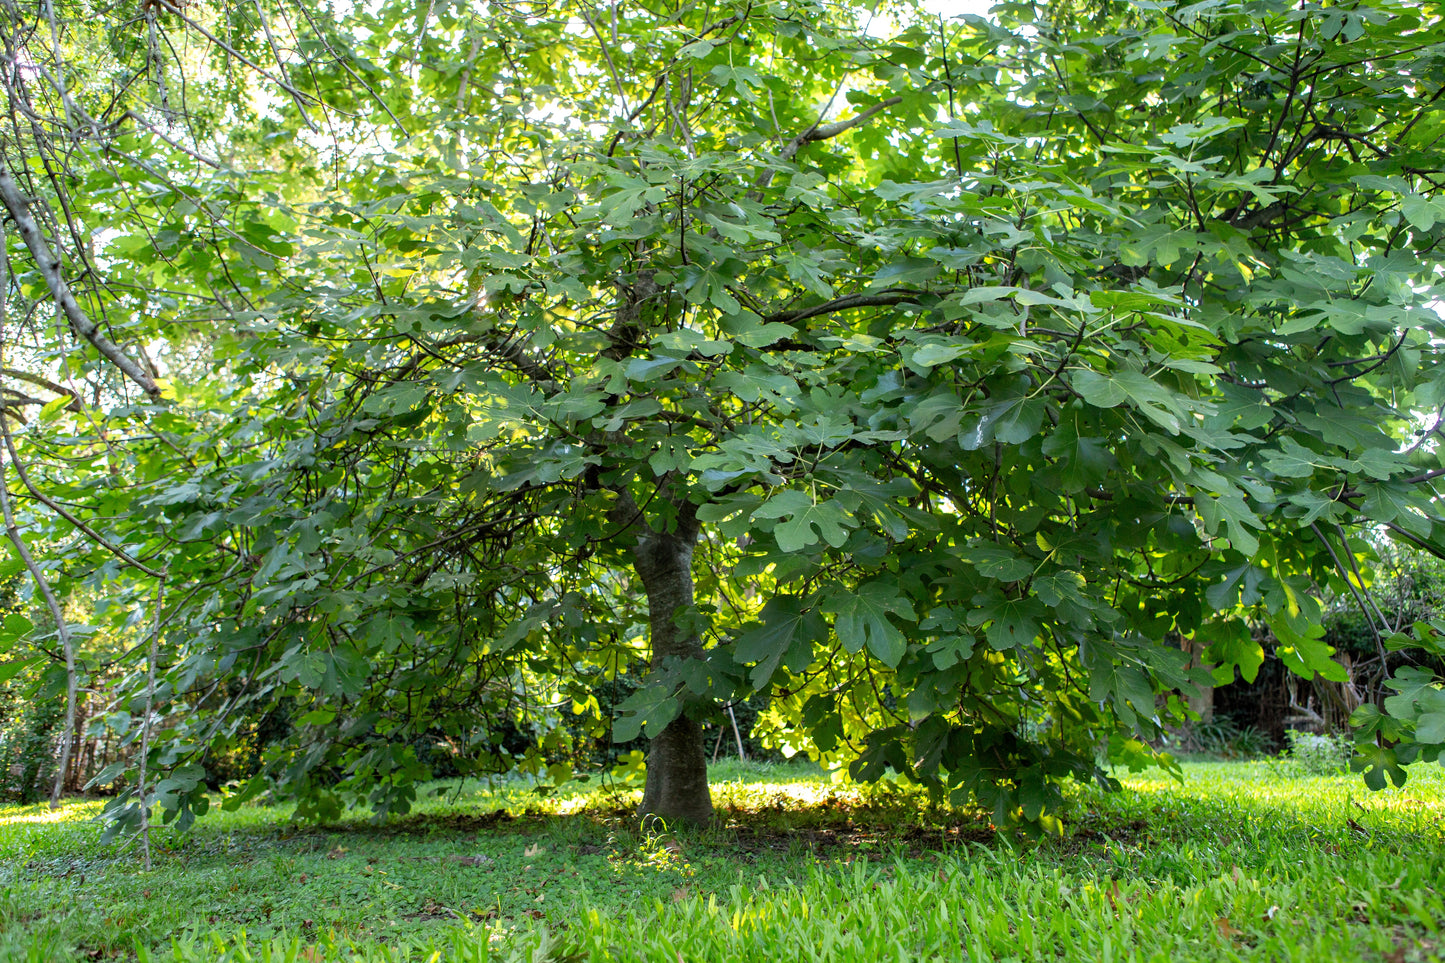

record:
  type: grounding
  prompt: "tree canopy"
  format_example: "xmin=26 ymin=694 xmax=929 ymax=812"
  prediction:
xmin=1 ymin=0 xmax=1443 ymax=831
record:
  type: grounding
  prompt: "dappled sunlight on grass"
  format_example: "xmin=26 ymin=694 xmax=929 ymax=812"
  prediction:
xmin=712 ymin=778 xmax=851 ymax=809
xmin=0 ymin=798 xmax=104 ymax=827
xmin=4 ymin=760 xmax=1445 ymax=961
xmin=1115 ymin=760 xmax=1445 ymax=838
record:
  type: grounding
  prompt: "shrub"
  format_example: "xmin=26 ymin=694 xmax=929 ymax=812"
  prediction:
xmin=1285 ymin=730 xmax=1353 ymax=775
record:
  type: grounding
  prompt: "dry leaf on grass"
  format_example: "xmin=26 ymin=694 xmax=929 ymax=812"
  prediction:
xmin=450 ymin=854 xmax=494 ymax=867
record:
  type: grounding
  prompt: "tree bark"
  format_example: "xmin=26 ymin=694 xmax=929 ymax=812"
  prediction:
xmin=626 ymin=505 xmax=713 ymax=827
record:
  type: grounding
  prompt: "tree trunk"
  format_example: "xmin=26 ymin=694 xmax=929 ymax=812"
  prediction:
xmin=629 ymin=515 xmax=713 ymax=827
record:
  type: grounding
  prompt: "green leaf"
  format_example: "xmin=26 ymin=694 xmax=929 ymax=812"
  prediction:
xmin=752 ymin=490 xmax=855 ymax=553
xmin=1414 ymin=712 xmax=1445 ymax=745
xmin=733 ymin=595 xmax=825 ymax=685
xmin=612 ymin=685 xmax=681 ymax=743
xmin=0 ymin=613 xmax=33 ymax=650
xmin=1261 ymin=437 xmax=1321 ymax=479
xmin=1069 ymin=368 xmax=1184 ymax=432
xmin=966 ymin=592 xmax=1044 ymax=650
xmin=1194 ymin=490 xmax=1263 ymax=558
xmin=1352 ymin=743 xmax=1406 ymax=791
xmin=1270 ymin=612 xmax=1348 ymax=683
xmin=824 ymin=581 xmax=917 ymax=667
xmin=1203 ymin=621 xmax=1264 ymax=685
xmin=957 ymin=542 xmax=1034 ymax=582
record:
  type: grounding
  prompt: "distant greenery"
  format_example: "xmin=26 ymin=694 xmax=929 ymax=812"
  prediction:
xmin=1179 ymin=715 xmax=1274 ymax=760
xmin=3 ymin=759 xmax=1443 ymax=962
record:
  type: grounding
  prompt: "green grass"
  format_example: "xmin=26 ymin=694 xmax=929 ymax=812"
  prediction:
xmin=1 ymin=758 xmax=1442 ymax=962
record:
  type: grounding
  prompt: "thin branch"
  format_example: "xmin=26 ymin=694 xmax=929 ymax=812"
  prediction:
xmin=0 ymin=411 xmax=164 ymax=577
xmin=784 ymin=95 xmax=905 ymax=160
xmin=150 ymin=0 xmax=323 ymax=131
xmin=0 ymin=367 xmax=81 ymax=408
xmin=580 ymin=5 xmax=630 ymax=118
xmin=1382 ymin=521 xmax=1445 ymax=561
xmin=1310 ymin=522 xmax=1387 ymax=663
xmin=115 ymin=110 xmax=220 ymax=169
xmin=1406 ymin=466 xmax=1445 ymax=485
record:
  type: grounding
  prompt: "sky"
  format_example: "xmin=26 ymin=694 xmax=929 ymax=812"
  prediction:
xmin=922 ymin=0 xmax=997 ymax=16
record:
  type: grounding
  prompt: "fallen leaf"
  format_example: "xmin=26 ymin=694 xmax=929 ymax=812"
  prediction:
xmin=326 ymin=846 xmax=347 ymax=859
xmin=524 ymin=843 xmax=545 ymax=858
xmin=1215 ymin=917 xmax=1241 ymax=938
xmin=451 ymin=854 xmax=494 ymax=867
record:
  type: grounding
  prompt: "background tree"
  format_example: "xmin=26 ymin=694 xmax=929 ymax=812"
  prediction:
xmin=0 ymin=0 xmax=1442 ymax=830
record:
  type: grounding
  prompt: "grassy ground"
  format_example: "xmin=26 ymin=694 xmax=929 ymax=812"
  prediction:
xmin=1 ymin=758 xmax=1442 ymax=962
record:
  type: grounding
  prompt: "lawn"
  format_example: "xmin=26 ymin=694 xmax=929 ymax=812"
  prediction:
xmin=1 ymin=758 xmax=1441 ymax=962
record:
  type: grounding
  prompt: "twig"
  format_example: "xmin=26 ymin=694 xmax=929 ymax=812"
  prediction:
xmin=1310 ymin=523 xmax=1388 ymax=663
xmin=765 ymin=288 xmax=931 ymax=325
xmin=115 ymin=110 xmax=219 ymax=169
xmin=580 ymin=5 xmax=630 ymax=118
xmin=149 ymin=0 xmax=322 ymax=131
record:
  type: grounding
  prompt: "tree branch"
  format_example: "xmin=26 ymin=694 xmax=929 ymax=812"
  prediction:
xmin=765 ymin=288 xmax=932 ymax=326
xmin=780 ymin=95 xmax=904 ymax=164
xmin=1 ymin=367 xmax=81 ymax=409
xmin=754 ymin=95 xmax=903 ymax=192
xmin=0 ymin=170 xmax=162 ymax=399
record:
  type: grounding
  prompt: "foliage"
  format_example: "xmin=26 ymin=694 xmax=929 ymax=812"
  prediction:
xmin=0 ymin=0 xmax=1443 ymax=832
xmin=3 ymin=760 xmax=1445 ymax=961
